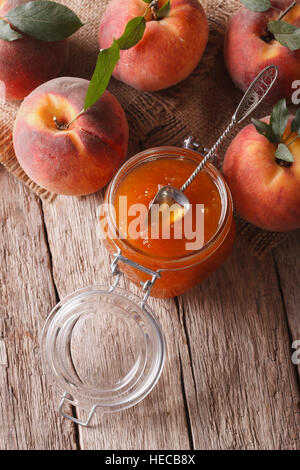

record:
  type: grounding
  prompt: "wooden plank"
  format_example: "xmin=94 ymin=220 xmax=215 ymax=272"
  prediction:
xmin=42 ymin=189 xmax=300 ymax=450
xmin=178 ymin=239 xmax=300 ymax=450
xmin=2 ymin=167 xmax=299 ymax=449
xmin=273 ymin=230 xmax=300 ymax=379
xmin=42 ymin=192 xmax=193 ymax=450
xmin=0 ymin=169 xmax=77 ymax=450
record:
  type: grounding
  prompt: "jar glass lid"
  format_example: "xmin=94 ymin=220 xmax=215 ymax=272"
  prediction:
xmin=40 ymin=285 xmax=165 ymax=417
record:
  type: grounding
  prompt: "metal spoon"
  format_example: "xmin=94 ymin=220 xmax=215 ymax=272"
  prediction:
xmin=147 ymin=65 xmax=279 ymax=225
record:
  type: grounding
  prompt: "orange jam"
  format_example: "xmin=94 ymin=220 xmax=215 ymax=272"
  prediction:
xmin=103 ymin=147 xmax=235 ymax=298
xmin=114 ymin=158 xmax=222 ymax=259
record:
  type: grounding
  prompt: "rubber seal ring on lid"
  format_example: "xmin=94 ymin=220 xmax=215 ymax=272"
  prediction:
xmin=40 ymin=253 xmax=165 ymax=427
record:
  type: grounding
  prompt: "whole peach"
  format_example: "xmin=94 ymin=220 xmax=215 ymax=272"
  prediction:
xmin=98 ymin=0 xmax=209 ymax=91
xmin=13 ymin=77 xmax=129 ymax=195
xmin=0 ymin=0 xmax=68 ymax=101
xmin=223 ymin=117 xmax=300 ymax=231
xmin=224 ymin=0 xmax=300 ymax=103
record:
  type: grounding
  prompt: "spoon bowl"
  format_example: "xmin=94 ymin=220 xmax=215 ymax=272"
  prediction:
xmin=147 ymin=185 xmax=190 ymax=227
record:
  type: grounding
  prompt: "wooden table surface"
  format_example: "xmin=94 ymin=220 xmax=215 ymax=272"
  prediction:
xmin=0 ymin=164 xmax=299 ymax=450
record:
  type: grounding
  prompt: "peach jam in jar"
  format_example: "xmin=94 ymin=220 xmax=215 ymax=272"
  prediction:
xmin=102 ymin=146 xmax=236 ymax=298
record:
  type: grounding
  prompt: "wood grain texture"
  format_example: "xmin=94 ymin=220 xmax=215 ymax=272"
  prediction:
xmin=0 ymin=169 xmax=77 ymax=450
xmin=41 ymin=191 xmax=300 ymax=450
xmin=273 ymin=231 xmax=300 ymax=379
xmin=42 ymin=192 xmax=192 ymax=450
xmin=177 ymin=239 xmax=300 ymax=449
xmin=1 ymin=168 xmax=299 ymax=449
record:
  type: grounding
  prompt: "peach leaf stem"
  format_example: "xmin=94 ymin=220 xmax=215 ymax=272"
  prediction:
xmin=285 ymin=135 xmax=299 ymax=146
xmin=277 ymin=1 xmax=296 ymax=21
xmin=65 ymin=109 xmax=85 ymax=129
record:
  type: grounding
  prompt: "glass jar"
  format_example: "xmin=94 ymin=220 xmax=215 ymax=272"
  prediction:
xmin=40 ymin=139 xmax=235 ymax=426
xmin=101 ymin=146 xmax=236 ymax=298
xmin=40 ymin=285 xmax=165 ymax=426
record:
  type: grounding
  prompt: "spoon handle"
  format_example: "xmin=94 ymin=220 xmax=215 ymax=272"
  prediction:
xmin=180 ymin=64 xmax=278 ymax=193
xmin=180 ymin=119 xmax=235 ymax=193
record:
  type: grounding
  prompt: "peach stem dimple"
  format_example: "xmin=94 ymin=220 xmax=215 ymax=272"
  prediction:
xmin=53 ymin=116 xmax=67 ymax=130
xmin=53 ymin=109 xmax=85 ymax=130
xmin=150 ymin=0 xmax=159 ymax=21
xmin=261 ymin=0 xmax=297 ymax=44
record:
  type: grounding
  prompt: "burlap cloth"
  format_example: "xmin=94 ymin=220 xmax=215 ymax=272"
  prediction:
xmin=0 ymin=0 xmax=292 ymax=256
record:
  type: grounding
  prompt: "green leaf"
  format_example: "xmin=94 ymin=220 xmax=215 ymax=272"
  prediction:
xmin=251 ymin=118 xmax=277 ymax=143
xmin=157 ymin=0 xmax=171 ymax=19
xmin=142 ymin=0 xmax=152 ymax=3
xmin=291 ymin=108 xmax=300 ymax=134
xmin=275 ymin=143 xmax=295 ymax=163
xmin=270 ymin=98 xmax=289 ymax=142
xmin=240 ymin=0 xmax=271 ymax=12
xmin=84 ymin=39 xmax=120 ymax=111
xmin=117 ymin=16 xmax=146 ymax=50
xmin=267 ymin=20 xmax=300 ymax=51
xmin=4 ymin=0 xmax=84 ymax=42
xmin=0 ymin=18 xmax=23 ymax=41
